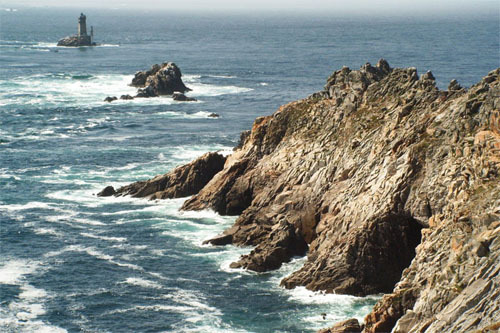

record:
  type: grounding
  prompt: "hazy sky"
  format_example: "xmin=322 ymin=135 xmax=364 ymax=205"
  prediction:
xmin=1 ymin=0 xmax=498 ymax=15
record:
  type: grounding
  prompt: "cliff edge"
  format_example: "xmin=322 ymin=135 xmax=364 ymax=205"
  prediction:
xmin=104 ymin=60 xmax=500 ymax=332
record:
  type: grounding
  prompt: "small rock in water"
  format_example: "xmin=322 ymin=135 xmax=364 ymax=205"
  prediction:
xmin=208 ymin=113 xmax=220 ymax=118
xmin=97 ymin=186 xmax=116 ymax=197
xmin=172 ymin=93 xmax=197 ymax=102
xmin=120 ymin=94 xmax=134 ymax=100
xmin=104 ymin=96 xmax=117 ymax=103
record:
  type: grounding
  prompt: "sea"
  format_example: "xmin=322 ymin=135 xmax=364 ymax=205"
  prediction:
xmin=0 ymin=7 xmax=498 ymax=333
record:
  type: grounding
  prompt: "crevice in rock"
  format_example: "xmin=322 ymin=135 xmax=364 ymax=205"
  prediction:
xmin=358 ymin=213 xmax=423 ymax=294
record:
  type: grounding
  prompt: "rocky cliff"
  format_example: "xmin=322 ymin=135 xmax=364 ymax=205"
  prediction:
xmin=104 ymin=60 xmax=500 ymax=332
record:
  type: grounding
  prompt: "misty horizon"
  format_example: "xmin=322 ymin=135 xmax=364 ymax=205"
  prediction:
xmin=0 ymin=0 xmax=499 ymax=16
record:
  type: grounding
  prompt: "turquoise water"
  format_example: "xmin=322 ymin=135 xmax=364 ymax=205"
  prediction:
xmin=0 ymin=7 xmax=498 ymax=332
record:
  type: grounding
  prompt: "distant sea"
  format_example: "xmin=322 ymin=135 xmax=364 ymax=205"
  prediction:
xmin=0 ymin=7 xmax=498 ymax=332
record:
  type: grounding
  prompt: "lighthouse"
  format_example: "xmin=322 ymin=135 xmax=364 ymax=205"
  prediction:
xmin=57 ymin=12 xmax=96 ymax=46
xmin=77 ymin=13 xmax=92 ymax=45
xmin=78 ymin=13 xmax=88 ymax=36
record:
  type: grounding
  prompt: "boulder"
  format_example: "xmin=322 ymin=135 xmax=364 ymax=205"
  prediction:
xmin=208 ymin=113 xmax=220 ymax=118
xmin=120 ymin=94 xmax=134 ymax=100
xmin=172 ymin=93 xmax=197 ymax=102
xmin=104 ymin=96 xmax=117 ymax=102
xmin=319 ymin=319 xmax=361 ymax=333
xmin=97 ymin=186 xmax=116 ymax=197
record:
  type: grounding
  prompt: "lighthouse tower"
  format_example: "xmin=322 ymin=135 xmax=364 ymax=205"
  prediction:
xmin=77 ymin=13 xmax=92 ymax=45
xmin=78 ymin=13 xmax=87 ymax=36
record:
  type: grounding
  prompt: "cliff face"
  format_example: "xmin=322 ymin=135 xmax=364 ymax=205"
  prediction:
xmin=109 ymin=60 xmax=500 ymax=332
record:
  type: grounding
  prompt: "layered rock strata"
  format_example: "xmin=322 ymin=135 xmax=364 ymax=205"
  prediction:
xmin=106 ymin=60 xmax=500 ymax=332
xmin=107 ymin=152 xmax=226 ymax=200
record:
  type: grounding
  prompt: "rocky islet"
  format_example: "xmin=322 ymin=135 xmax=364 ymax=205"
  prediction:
xmin=102 ymin=60 xmax=500 ymax=332
xmin=104 ymin=62 xmax=196 ymax=102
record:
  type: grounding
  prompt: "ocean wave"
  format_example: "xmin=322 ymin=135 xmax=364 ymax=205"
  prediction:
xmin=80 ymin=232 xmax=126 ymax=242
xmin=0 ymin=70 xmax=251 ymax=107
xmin=153 ymin=110 xmax=221 ymax=119
xmin=0 ymin=201 xmax=55 ymax=212
xmin=120 ymin=277 xmax=163 ymax=289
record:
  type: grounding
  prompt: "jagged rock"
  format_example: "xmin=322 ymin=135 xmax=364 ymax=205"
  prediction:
xmin=104 ymin=60 xmax=500 ymax=333
xmin=448 ymin=79 xmax=463 ymax=91
xmin=319 ymin=318 xmax=361 ymax=333
xmin=131 ymin=62 xmax=190 ymax=98
xmin=109 ymin=152 xmax=226 ymax=200
xmin=180 ymin=62 xmax=499 ymax=331
xmin=229 ymin=220 xmax=308 ymax=272
xmin=203 ymin=233 xmax=232 ymax=246
xmin=172 ymin=93 xmax=197 ymax=102
xmin=104 ymin=96 xmax=117 ymax=102
xmin=120 ymin=94 xmax=134 ymax=100
xmin=97 ymin=186 xmax=115 ymax=197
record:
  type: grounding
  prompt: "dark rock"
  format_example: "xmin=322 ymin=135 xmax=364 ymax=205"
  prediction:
xmin=104 ymin=96 xmax=117 ymax=102
xmin=230 ymin=220 xmax=308 ymax=272
xmin=172 ymin=93 xmax=197 ymax=102
xmin=319 ymin=319 xmax=361 ymax=333
xmin=131 ymin=62 xmax=190 ymax=98
xmin=97 ymin=186 xmax=116 ymax=197
xmin=120 ymin=94 xmax=134 ymax=100
xmin=112 ymin=152 xmax=226 ymax=200
xmin=234 ymin=130 xmax=251 ymax=151
xmin=203 ymin=233 xmax=233 ymax=245
xmin=131 ymin=64 xmax=160 ymax=87
xmin=57 ymin=36 xmax=95 ymax=47
xmin=208 ymin=113 xmax=219 ymax=118
xmin=476 ymin=241 xmax=490 ymax=257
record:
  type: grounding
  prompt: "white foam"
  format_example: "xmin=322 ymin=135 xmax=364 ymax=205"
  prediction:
xmin=189 ymin=82 xmax=253 ymax=97
xmin=0 ymin=259 xmax=39 ymax=284
xmin=33 ymin=228 xmax=62 ymax=237
xmin=80 ymin=232 xmax=126 ymax=242
xmin=121 ymin=277 xmax=163 ymax=289
xmin=0 ymin=202 xmax=53 ymax=212
xmin=18 ymin=284 xmax=48 ymax=301
xmin=259 ymin=82 xmax=269 ymax=86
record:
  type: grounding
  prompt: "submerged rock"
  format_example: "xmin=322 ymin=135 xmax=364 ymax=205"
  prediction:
xmin=104 ymin=96 xmax=117 ymax=102
xmin=208 ymin=113 xmax=219 ymax=118
xmin=172 ymin=93 xmax=197 ymax=102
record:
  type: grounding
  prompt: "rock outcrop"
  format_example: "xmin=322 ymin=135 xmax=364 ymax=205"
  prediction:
xmin=319 ymin=318 xmax=362 ymax=333
xmin=57 ymin=36 xmax=95 ymax=47
xmin=172 ymin=93 xmax=197 ymax=102
xmin=107 ymin=152 xmax=226 ymax=200
xmin=108 ymin=60 xmax=500 ymax=332
xmin=132 ymin=62 xmax=191 ymax=98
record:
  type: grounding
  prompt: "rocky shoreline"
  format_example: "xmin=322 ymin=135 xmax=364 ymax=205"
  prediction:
xmin=101 ymin=60 xmax=500 ymax=332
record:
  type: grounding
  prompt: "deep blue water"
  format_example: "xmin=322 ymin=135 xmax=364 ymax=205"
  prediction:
xmin=0 ymin=7 xmax=498 ymax=333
